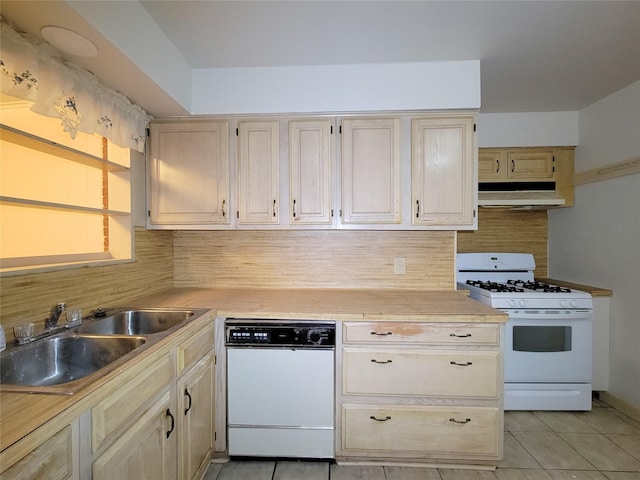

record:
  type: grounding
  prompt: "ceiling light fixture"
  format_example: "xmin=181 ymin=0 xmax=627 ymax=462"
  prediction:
xmin=40 ymin=26 xmax=98 ymax=58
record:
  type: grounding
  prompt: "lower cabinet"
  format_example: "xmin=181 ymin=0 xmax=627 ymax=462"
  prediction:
xmin=177 ymin=351 xmax=215 ymax=480
xmin=93 ymin=390 xmax=176 ymax=480
xmin=337 ymin=321 xmax=503 ymax=467
xmin=90 ymin=326 xmax=215 ymax=480
xmin=0 ymin=420 xmax=79 ymax=480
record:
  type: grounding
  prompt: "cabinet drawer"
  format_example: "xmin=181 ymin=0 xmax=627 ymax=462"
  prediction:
xmin=92 ymin=353 xmax=172 ymax=452
xmin=342 ymin=404 xmax=499 ymax=457
xmin=177 ymin=321 xmax=214 ymax=376
xmin=343 ymin=348 xmax=500 ymax=398
xmin=343 ymin=322 xmax=499 ymax=346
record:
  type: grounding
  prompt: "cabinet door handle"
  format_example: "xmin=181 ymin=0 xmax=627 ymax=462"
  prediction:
xmin=496 ymin=159 xmax=500 ymax=173
xmin=511 ymin=159 xmax=515 ymax=173
xmin=370 ymin=415 xmax=391 ymax=422
xmin=450 ymin=361 xmax=473 ymax=366
xmin=292 ymin=199 xmax=296 ymax=218
xmin=221 ymin=199 xmax=226 ymax=217
xmin=449 ymin=333 xmax=472 ymax=338
xmin=273 ymin=199 xmax=277 ymax=217
xmin=166 ymin=409 xmax=175 ymax=438
xmin=370 ymin=359 xmax=392 ymax=364
xmin=449 ymin=417 xmax=471 ymax=424
xmin=415 ymin=199 xmax=420 ymax=218
xmin=370 ymin=331 xmax=393 ymax=336
xmin=184 ymin=388 xmax=192 ymax=415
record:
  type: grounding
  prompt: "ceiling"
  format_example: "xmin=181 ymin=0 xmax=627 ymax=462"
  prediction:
xmin=1 ymin=1 xmax=639 ymax=118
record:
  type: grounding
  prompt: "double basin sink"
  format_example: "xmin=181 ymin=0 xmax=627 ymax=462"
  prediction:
xmin=0 ymin=308 xmax=208 ymax=395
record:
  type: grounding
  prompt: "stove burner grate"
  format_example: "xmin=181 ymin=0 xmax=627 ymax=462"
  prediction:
xmin=465 ymin=280 xmax=525 ymax=293
xmin=506 ymin=280 xmax=572 ymax=293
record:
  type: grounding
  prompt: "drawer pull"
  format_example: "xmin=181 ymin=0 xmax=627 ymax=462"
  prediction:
xmin=166 ymin=409 xmax=175 ymax=438
xmin=370 ymin=331 xmax=393 ymax=336
xmin=370 ymin=415 xmax=391 ymax=422
xmin=371 ymin=359 xmax=393 ymax=364
xmin=449 ymin=417 xmax=471 ymax=424
xmin=449 ymin=333 xmax=472 ymax=338
xmin=450 ymin=361 xmax=473 ymax=366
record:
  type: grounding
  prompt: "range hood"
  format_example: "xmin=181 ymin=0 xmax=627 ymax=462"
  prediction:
xmin=478 ymin=182 xmax=566 ymax=208
xmin=478 ymin=191 xmax=566 ymax=207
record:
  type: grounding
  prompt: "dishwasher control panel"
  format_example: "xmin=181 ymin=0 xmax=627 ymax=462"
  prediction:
xmin=225 ymin=320 xmax=335 ymax=347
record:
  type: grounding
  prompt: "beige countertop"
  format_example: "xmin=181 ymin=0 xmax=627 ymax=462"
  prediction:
xmin=535 ymin=278 xmax=613 ymax=297
xmin=127 ymin=287 xmax=507 ymax=322
xmin=0 ymin=287 xmax=506 ymax=453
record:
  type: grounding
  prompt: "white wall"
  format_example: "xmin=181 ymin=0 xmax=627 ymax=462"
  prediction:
xmin=191 ymin=61 xmax=480 ymax=114
xmin=548 ymin=81 xmax=640 ymax=410
xmin=477 ymin=111 xmax=579 ymax=147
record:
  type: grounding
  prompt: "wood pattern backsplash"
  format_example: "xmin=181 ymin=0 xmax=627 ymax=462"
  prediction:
xmin=0 ymin=227 xmax=174 ymax=342
xmin=458 ymin=208 xmax=548 ymax=276
xmin=174 ymin=230 xmax=456 ymax=290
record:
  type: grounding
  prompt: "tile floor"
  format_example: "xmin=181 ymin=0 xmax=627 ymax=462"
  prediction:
xmin=204 ymin=399 xmax=640 ymax=480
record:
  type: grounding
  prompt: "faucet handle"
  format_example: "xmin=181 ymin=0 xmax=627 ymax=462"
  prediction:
xmin=57 ymin=302 xmax=67 ymax=311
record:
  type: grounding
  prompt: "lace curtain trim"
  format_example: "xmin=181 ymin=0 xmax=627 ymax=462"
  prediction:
xmin=0 ymin=19 xmax=151 ymax=152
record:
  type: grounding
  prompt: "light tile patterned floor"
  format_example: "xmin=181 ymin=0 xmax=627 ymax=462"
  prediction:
xmin=204 ymin=400 xmax=640 ymax=480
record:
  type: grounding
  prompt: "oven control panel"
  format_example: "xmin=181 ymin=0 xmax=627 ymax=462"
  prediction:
xmin=225 ymin=320 xmax=335 ymax=347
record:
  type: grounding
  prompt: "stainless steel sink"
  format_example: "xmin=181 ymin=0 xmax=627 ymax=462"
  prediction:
xmin=0 ymin=334 xmax=146 ymax=394
xmin=76 ymin=308 xmax=196 ymax=335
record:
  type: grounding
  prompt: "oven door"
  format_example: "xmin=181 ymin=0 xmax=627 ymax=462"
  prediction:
xmin=504 ymin=309 xmax=592 ymax=383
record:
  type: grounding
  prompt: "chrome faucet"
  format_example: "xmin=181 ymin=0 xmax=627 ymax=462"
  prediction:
xmin=45 ymin=302 xmax=67 ymax=329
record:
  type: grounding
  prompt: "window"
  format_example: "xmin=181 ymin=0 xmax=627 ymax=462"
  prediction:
xmin=0 ymin=101 xmax=132 ymax=274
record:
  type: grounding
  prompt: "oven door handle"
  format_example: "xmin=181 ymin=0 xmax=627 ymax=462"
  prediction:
xmin=450 ymin=361 xmax=473 ymax=366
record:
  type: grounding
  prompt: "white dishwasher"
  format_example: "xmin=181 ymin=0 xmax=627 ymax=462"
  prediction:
xmin=225 ymin=319 xmax=335 ymax=458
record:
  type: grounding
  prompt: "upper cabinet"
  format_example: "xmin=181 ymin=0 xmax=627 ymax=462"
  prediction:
xmin=477 ymin=147 xmax=575 ymax=207
xmin=237 ymin=120 xmax=280 ymax=225
xmin=479 ymin=149 xmax=554 ymax=182
xmin=289 ymin=119 xmax=334 ymax=226
xmin=148 ymin=111 xmax=478 ymax=231
xmin=148 ymin=121 xmax=229 ymax=228
xmin=412 ymin=116 xmax=477 ymax=228
xmin=341 ymin=118 xmax=402 ymax=225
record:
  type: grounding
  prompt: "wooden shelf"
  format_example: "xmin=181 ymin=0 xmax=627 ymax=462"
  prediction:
xmin=0 ymin=123 xmax=129 ymax=172
xmin=0 ymin=196 xmax=130 ymax=216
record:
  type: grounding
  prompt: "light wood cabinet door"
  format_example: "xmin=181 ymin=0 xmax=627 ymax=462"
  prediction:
xmin=343 ymin=348 xmax=500 ymax=398
xmin=342 ymin=404 xmax=500 ymax=457
xmin=177 ymin=352 xmax=215 ymax=480
xmin=508 ymin=150 xmax=555 ymax=180
xmin=478 ymin=150 xmax=506 ymax=181
xmin=0 ymin=422 xmax=79 ymax=480
xmin=341 ymin=118 xmax=401 ymax=224
xmin=412 ymin=116 xmax=476 ymax=227
xmin=289 ymin=119 xmax=333 ymax=225
xmin=93 ymin=389 xmax=177 ymax=480
xmin=237 ymin=120 xmax=280 ymax=224
xmin=149 ymin=121 xmax=230 ymax=225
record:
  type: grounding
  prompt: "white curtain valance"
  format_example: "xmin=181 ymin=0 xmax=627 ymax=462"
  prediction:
xmin=0 ymin=20 xmax=151 ymax=153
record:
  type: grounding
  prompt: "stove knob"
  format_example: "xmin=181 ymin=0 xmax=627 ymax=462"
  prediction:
xmin=560 ymin=299 xmax=569 ymax=308
xmin=508 ymin=299 xmax=517 ymax=308
xmin=570 ymin=300 xmax=579 ymax=308
xmin=518 ymin=299 xmax=528 ymax=308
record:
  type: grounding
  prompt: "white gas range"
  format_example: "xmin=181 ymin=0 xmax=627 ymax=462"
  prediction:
xmin=457 ymin=253 xmax=593 ymax=411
